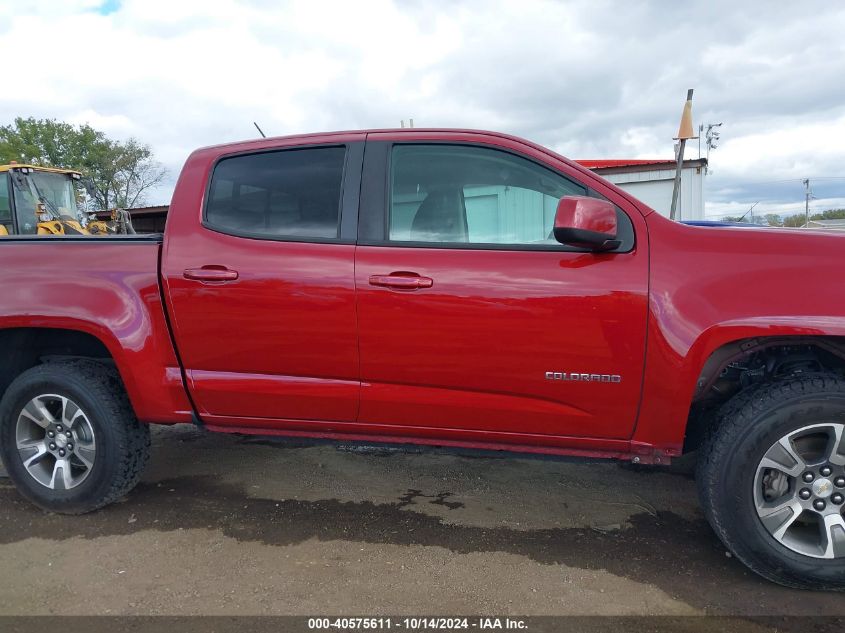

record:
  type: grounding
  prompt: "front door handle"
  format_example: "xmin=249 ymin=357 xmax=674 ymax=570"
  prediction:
xmin=183 ymin=266 xmax=239 ymax=282
xmin=369 ymin=273 xmax=434 ymax=290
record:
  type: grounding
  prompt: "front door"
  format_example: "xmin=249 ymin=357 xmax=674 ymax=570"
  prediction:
xmin=355 ymin=140 xmax=649 ymax=441
xmin=162 ymin=140 xmax=363 ymax=427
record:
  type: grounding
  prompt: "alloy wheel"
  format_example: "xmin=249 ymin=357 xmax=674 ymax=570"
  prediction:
xmin=754 ymin=422 xmax=845 ymax=559
xmin=15 ymin=394 xmax=97 ymax=490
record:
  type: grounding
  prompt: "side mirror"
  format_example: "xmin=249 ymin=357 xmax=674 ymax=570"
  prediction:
xmin=553 ymin=195 xmax=620 ymax=251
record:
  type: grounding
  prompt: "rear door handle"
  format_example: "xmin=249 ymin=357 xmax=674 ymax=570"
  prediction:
xmin=369 ymin=273 xmax=433 ymax=290
xmin=183 ymin=266 xmax=239 ymax=282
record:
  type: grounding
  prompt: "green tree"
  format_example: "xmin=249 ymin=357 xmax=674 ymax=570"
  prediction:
xmin=0 ymin=117 xmax=166 ymax=209
xmin=781 ymin=209 xmax=845 ymax=227
xmin=816 ymin=208 xmax=845 ymax=220
xmin=763 ymin=213 xmax=783 ymax=227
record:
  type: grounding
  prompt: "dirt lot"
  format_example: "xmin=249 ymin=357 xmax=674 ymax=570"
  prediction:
xmin=0 ymin=424 xmax=843 ymax=617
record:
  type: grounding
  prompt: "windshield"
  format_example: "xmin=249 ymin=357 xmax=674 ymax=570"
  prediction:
xmin=11 ymin=171 xmax=80 ymax=234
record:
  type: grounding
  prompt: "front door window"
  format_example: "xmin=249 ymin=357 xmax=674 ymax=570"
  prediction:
xmin=389 ymin=144 xmax=586 ymax=246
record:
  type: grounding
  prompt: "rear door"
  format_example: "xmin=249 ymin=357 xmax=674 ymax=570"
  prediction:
xmin=162 ymin=137 xmax=364 ymax=428
xmin=354 ymin=135 xmax=649 ymax=442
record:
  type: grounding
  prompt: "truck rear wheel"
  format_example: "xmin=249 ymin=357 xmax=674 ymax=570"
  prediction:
xmin=0 ymin=360 xmax=150 ymax=514
xmin=698 ymin=373 xmax=845 ymax=590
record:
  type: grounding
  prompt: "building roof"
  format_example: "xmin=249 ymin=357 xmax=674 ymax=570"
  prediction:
xmin=575 ymin=158 xmax=707 ymax=170
xmin=94 ymin=205 xmax=169 ymax=220
xmin=576 ymin=159 xmax=675 ymax=169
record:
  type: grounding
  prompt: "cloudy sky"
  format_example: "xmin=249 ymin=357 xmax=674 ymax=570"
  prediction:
xmin=2 ymin=0 xmax=844 ymax=219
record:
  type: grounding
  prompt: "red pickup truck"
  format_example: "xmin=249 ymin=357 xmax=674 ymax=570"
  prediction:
xmin=1 ymin=129 xmax=843 ymax=589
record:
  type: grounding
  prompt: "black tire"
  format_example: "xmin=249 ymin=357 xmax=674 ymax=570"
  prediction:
xmin=697 ymin=373 xmax=845 ymax=590
xmin=0 ymin=360 xmax=150 ymax=514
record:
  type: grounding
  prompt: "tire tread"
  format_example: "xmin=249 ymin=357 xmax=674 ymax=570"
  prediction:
xmin=0 ymin=359 xmax=150 ymax=514
xmin=697 ymin=372 xmax=845 ymax=590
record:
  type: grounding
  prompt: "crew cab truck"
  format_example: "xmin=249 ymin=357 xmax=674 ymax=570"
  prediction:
xmin=1 ymin=129 xmax=844 ymax=590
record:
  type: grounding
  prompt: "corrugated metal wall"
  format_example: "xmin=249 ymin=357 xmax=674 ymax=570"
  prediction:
xmin=599 ymin=166 xmax=705 ymax=220
xmin=392 ymin=185 xmax=560 ymax=243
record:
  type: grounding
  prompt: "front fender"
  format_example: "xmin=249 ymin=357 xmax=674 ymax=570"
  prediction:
xmin=632 ymin=214 xmax=845 ymax=453
xmin=633 ymin=317 xmax=845 ymax=454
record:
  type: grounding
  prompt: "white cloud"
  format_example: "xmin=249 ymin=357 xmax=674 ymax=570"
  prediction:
xmin=714 ymin=115 xmax=845 ymax=180
xmin=1 ymin=0 xmax=843 ymax=210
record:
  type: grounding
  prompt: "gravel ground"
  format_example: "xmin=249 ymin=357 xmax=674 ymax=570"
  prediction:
xmin=0 ymin=424 xmax=843 ymax=619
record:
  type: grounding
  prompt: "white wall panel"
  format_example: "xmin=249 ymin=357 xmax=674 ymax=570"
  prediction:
xmin=598 ymin=167 xmax=705 ymax=220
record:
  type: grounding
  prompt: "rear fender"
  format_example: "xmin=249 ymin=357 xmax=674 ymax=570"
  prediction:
xmin=0 ymin=241 xmax=193 ymax=423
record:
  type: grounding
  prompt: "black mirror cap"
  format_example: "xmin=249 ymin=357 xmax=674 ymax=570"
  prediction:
xmin=553 ymin=196 xmax=620 ymax=251
xmin=553 ymin=226 xmax=622 ymax=251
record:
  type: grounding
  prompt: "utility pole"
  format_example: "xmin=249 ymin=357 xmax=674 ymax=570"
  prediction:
xmin=803 ymin=178 xmax=811 ymax=228
xmin=670 ymin=89 xmax=698 ymax=220
xmin=698 ymin=124 xmax=703 ymax=159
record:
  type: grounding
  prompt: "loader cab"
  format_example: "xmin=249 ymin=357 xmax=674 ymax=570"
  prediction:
xmin=0 ymin=165 xmax=83 ymax=235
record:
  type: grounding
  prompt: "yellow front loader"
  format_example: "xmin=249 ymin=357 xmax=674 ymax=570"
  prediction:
xmin=0 ymin=163 xmax=134 ymax=236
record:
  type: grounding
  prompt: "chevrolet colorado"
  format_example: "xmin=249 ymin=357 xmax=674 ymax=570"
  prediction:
xmin=1 ymin=129 xmax=844 ymax=590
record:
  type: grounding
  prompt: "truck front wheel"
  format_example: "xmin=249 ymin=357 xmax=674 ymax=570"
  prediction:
xmin=698 ymin=373 xmax=845 ymax=590
xmin=0 ymin=360 xmax=150 ymax=514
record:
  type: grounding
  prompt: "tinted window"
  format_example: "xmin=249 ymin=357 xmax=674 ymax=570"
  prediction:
xmin=206 ymin=147 xmax=346 ymax=240
xmin=389 ymin=145 xmax=586 ymax=245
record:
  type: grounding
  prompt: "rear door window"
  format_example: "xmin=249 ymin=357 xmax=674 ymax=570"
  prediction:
xmin=205 ymin=146 xmax=346 ymax=240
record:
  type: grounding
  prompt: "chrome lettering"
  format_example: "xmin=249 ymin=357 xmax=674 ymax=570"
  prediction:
xmin=545 ymin=372 xmax=622 ymax=383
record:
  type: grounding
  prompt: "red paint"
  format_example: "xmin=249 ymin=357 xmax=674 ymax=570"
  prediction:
xmin=354 ymin=245 xmax=649 ymax=440
xmin=554 ymin=195 xmax=618 ymax=241
xmin=163 ymin=237 xmax=360 ymax=422
xmin=0 ymin=241 xmax=192 ymax=424
xmin=633 ymin=213 xmax=845 ymax=452
xmin=2 ymin=128 xmax=844 ymax=463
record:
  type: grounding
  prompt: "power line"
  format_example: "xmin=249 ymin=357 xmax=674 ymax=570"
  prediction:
xmin=712 ymin=176 xmax=845 ymax=186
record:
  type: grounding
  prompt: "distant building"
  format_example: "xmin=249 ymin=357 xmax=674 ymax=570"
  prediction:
xmin=802 ymin=219 xmax=845 ymax=231
xmin=94 ymin=205 xmax=168 ymax=233
xmin=577 ymin=158 xmax=707 ymax=221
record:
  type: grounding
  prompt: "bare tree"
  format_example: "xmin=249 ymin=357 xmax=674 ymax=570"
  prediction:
xmin=88 ymin=139 xmax=167 ymax=210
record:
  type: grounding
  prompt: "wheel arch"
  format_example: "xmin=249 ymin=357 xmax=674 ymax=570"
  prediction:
xmin=0 ymin=326 xmax=119 ymax=405
xmin=0 ymin=321 xmax=192 ymax=424
xmin=683 ymin=334 xmax=845 ymax=453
